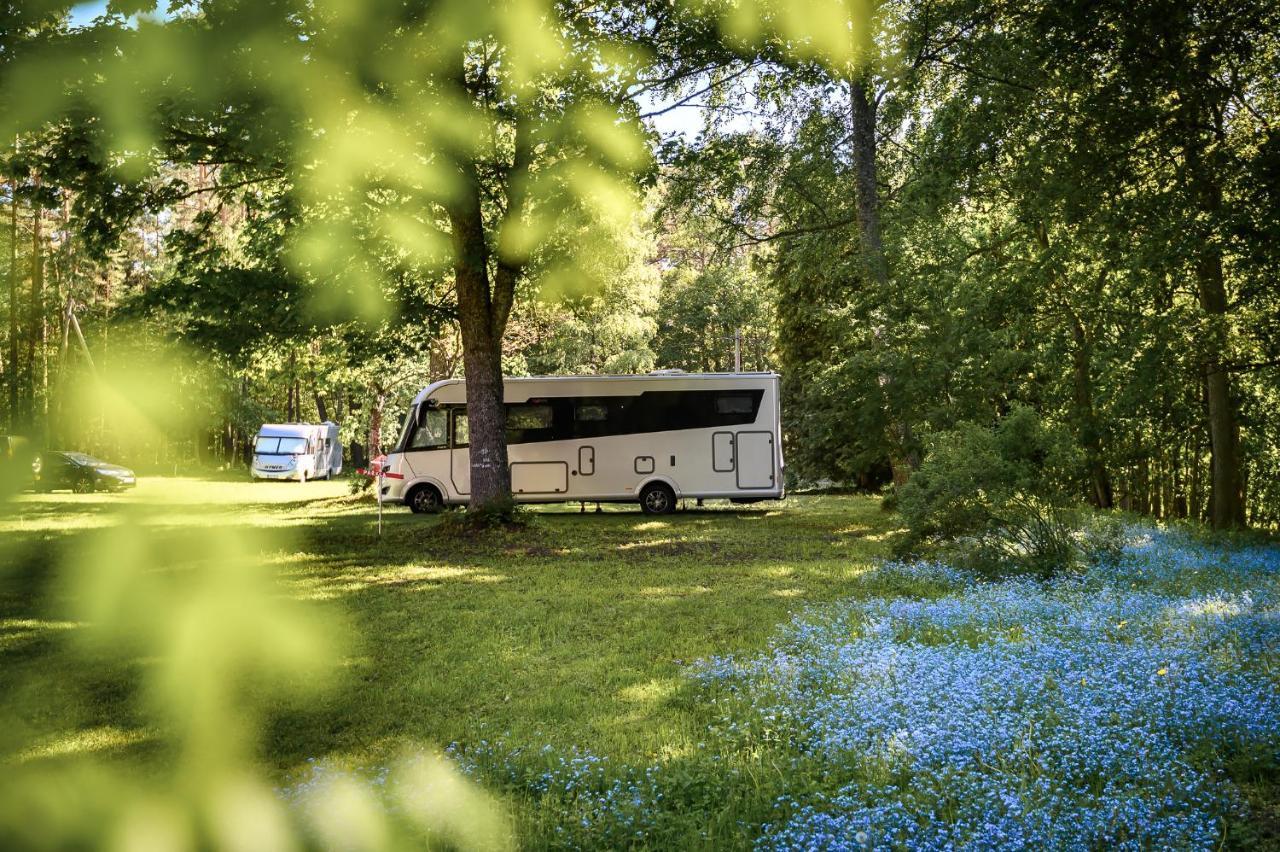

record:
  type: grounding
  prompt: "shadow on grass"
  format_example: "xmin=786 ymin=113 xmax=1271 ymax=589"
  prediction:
xmin=1 ymin=483 xmax=899 ymax=784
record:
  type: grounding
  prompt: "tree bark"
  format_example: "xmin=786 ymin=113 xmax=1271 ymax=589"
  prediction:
xmin=849 ymin=78 xmax=886 ymax=288
xmin=7 ymin=178 xmax=18 ymax=427
xmin=1196 ymin=250 xmax=1246 ymax=528
xmin=367 ymin=387 xmax=384 ymax=463
xmin=851 ymin=76 xmax=914 ymax=483
xmin=448 ymin=154 xmax=511 ymax=509
xmin=309 ymin=343 xmax=328 ymax=421
xmin=29 ymin=179 xmax=45 ymax=422
xmin=1068 ymin=312 xmax=1113 ymax=508
xmin=1175 ymin=32 xmax=1247 ymax=529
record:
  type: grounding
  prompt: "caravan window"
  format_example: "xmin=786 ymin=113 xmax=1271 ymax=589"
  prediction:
xmin=408 ymin=410 xmax=449 ymax=451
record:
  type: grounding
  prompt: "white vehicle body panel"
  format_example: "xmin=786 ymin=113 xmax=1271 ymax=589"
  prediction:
xmin=251 ymin=421 xmax=342 ymax=481
xmin=384 ymin=373 xmax=784 ymax=508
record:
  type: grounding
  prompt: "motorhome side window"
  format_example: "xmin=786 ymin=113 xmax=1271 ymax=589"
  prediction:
xmin=452 ymin=410 xmax=469 ymax=447
xmin=507 ymin=403 xmax=553 ymax=444
xmin=575 ymin=403 xmax=608 ymax=422
xmin=408 ymin=409 xmax=449 ymax=450
xmin=714 ymin=394 xmax=755 ymax=415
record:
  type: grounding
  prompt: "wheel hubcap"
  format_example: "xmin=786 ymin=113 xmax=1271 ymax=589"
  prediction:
xmin=645 ymin=490 xmax=669 ymax=512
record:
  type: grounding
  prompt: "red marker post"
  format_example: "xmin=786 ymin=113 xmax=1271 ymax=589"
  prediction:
xmin=357 ymin=454 xmax=404 ymax=536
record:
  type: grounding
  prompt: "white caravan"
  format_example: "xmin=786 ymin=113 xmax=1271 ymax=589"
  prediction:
xmin=251 ymin=422 xmax=342 ymax=482
xmin=383 ymin=372 xmax=783 ymax=514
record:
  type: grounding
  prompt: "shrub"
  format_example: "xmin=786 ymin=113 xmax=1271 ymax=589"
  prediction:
xmin=436 ymin=497 xmax=531 ymax=535
xmin=896 ymin=406 xmax=1090 ymax=578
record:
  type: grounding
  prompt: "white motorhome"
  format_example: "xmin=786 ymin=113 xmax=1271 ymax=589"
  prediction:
xmin=251 ymin=422 xmax=342 ymax=482
xmin=383 ymin=372 xmax=783 ymax=514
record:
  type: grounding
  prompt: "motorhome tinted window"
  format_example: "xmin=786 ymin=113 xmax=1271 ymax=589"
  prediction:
xmin=429 ymin=388 xmax=765 ymax=446
xmin=509 ymin=404 xmax=552 ymax=429
xmin=278 ymin=437 xmax=308 ymax=454
xmin=408 ymin=410 xmax=449 ymax=450
xmin=715 ymin=394 xmax=755 ymax=415
xmin=507 ymin=403 xmax=553 ymax=444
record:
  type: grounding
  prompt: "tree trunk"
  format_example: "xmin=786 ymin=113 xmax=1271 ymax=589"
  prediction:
xmin=849 ymin=78 xmax=886 ymax=287
xmin=1176 ymin=41 xmax=1247 ymax=529
xmin=309 ymin=341 xmax=327 ymax=421
xmin=7 ymin=178 xmax=18 ymax=428
xmin=367 ymin=388 xmax=385 ymax=463
xmin=447 ymin=157 xmax=513 ymax=510
xmin=1068 ymin=313 xmax=1113 ymax=508
xmin=1196 ymin=251 xmax=1246 ymax=528
xmin=314 ymin=388 xmax=328 ymax=423
xmin=29 ymin=181 xmax=45 ymax=424
xmin=851 ymin=76 xmax=914 ymax=483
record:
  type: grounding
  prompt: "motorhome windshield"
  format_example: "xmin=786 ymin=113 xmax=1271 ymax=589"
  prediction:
xmin=255 ymin=436 xmax=308 ymax=455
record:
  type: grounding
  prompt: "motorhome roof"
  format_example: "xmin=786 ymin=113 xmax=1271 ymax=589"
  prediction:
xmin=410 ymin=372 xmax=779 ymax=406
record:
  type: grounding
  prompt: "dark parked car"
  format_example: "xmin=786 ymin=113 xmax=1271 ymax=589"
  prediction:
xmin=33 ymin=452 xmax=137 ymax=493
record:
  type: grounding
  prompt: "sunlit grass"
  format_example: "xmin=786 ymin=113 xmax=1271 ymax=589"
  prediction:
xmin=1 ymin=480 xmax=896 ymax=791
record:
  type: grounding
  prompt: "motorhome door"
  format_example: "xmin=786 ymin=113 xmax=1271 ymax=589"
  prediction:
xmin=735 ymin=431 xmax=776 ymax=489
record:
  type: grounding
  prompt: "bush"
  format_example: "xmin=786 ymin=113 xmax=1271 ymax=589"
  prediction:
xmin=896 ymin=406 xmax=1091 ymax=578
xmin=436 ymin=497 xmax=531 ymax=535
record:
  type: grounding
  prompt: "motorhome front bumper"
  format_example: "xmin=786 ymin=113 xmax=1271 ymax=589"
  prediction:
xmin=253 ymin=467 xmax=300 ymax=480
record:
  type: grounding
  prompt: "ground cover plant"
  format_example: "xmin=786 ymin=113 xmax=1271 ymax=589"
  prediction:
xmin=3 ymin=481 xmax=1278 ymax=848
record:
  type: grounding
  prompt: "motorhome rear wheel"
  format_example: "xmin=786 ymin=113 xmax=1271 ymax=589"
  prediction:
xmin=640 ymin=482 xmax=676 ymax=515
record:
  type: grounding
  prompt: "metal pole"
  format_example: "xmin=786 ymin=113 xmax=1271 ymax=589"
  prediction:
xmin=377 ymin=469 xmax=383 ymax=536
xmin=734 ymin=329 xmax=742 ymax=373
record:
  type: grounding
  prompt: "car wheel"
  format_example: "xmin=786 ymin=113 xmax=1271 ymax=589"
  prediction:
xmin=640 ymin=482 xmax=676 ymax=515
xmin=73 ymin=476 xmax=95 ymax=494
xmin=406 ymin=484 xmax=443 ymax=514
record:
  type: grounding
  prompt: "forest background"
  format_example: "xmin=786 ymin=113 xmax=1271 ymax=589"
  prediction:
xmin=1 ymin=0 xmax=1277 ymax=529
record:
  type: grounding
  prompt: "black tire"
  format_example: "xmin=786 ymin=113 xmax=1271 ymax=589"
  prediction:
xmin=640 ymin=482 xmax=676 ymax=515
xmin=72 ymin=475 xmax=95 ymax=494
xmin=406 ymin=484 xmax=443 ymax=514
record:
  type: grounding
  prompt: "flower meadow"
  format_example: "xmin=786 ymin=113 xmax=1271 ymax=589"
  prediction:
xmin=287 ymin=526 xmax=1280 ymax=849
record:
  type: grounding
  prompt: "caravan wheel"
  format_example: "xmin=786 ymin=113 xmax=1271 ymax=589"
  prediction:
xmin=640 ymin=482 xmax=676 ymax=515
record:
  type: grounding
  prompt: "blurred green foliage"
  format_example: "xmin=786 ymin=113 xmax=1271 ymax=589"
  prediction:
xmin=0 ymin=351 xmax=512 ymax=849
xmin=0 ymin=0 xmax=885 ymax=846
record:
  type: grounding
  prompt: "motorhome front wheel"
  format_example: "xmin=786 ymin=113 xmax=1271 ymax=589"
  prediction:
xmin=407 ymin=484 xmax=443 ymax=514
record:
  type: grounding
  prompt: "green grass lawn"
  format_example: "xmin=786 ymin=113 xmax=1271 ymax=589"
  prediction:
xmin=6 ymin=479 xmax=1276 ymax=849
xmin=0 ymin=478 xmax=896 ymax=814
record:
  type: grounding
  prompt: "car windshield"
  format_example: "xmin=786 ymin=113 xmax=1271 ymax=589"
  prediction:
xmin=63 ymin=452 xmax=107 ymax=466
xmin=255 ymin=436 xmax=308 ymax=454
